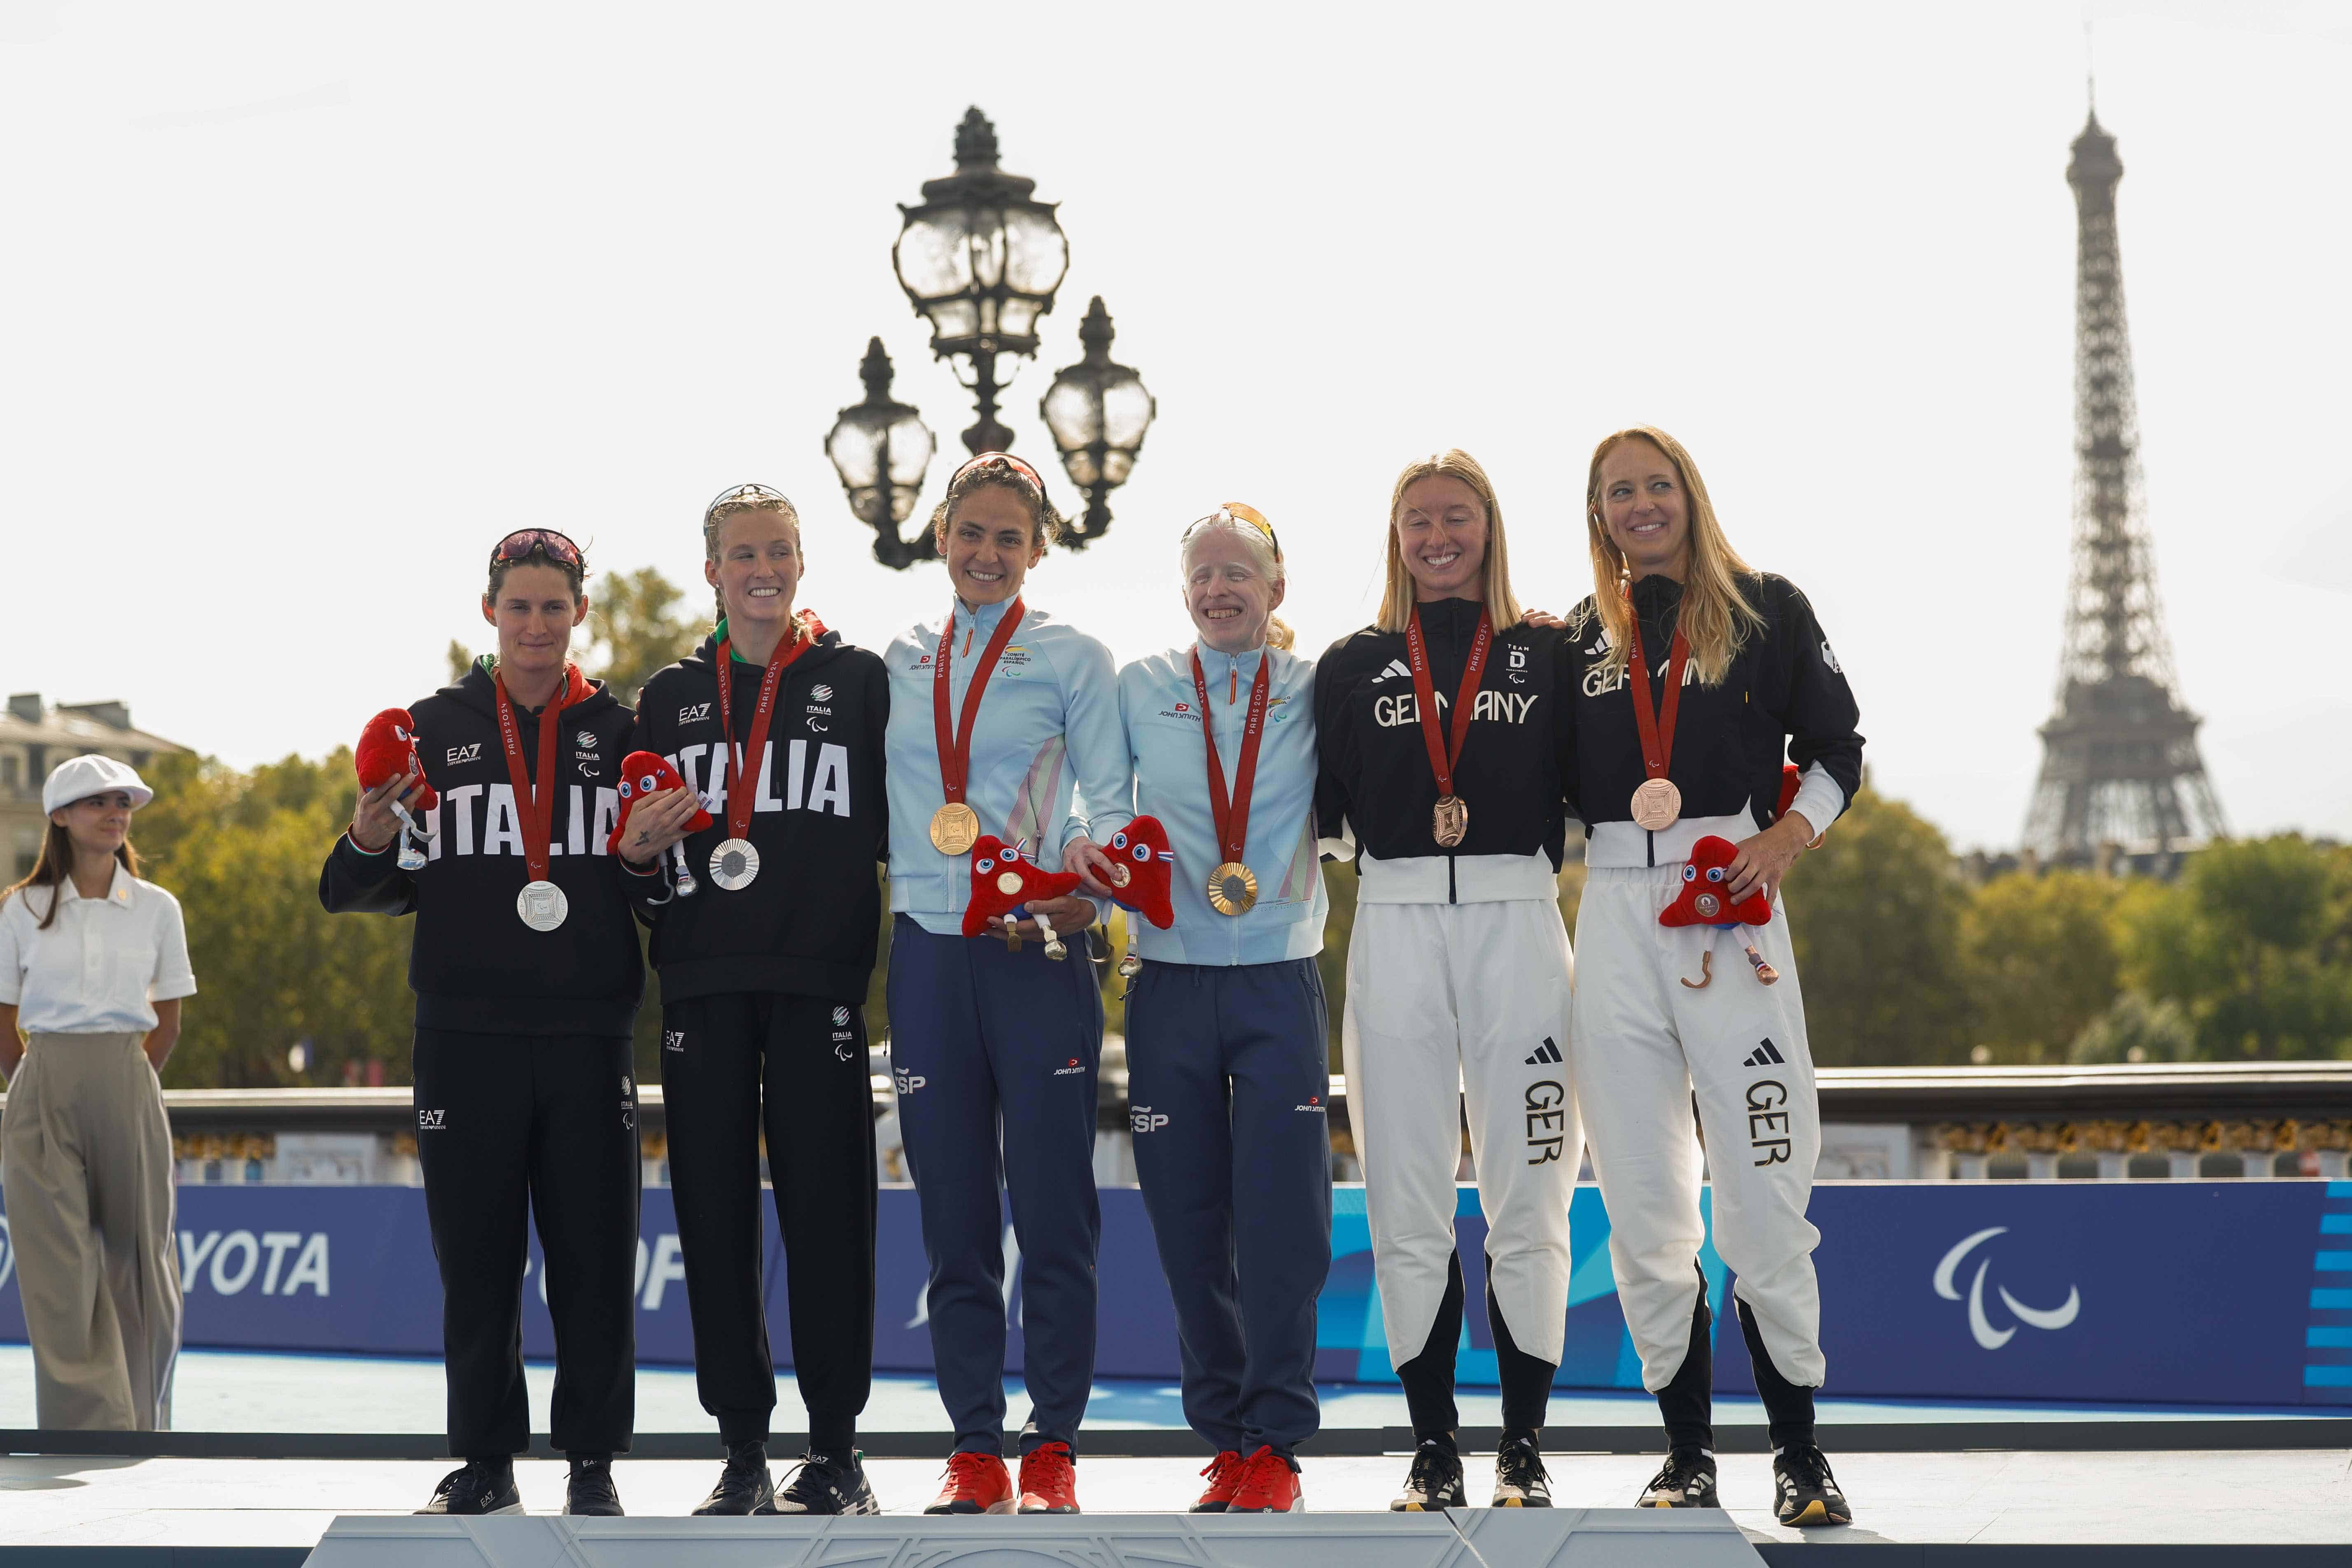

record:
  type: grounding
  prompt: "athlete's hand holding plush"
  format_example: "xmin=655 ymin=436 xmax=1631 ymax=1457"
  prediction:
xmin=353 ymin=708 xmax=439 ymax=869
xmin=1099 ymin=816 xmax=1176 ymax=931
xmin=1662 ymin=835 xmax=1780 ymax=985
xmin=610 ymin=751 xmax=713 ymax=897
xmin=964 ymin=835 xmax=1084 ymax=959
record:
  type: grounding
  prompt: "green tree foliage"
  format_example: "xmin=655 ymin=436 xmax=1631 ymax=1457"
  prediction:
xmin=1962 ymin=870 xmax=2123 ymax=1062
xmin=2116 ymin=835 xmax=2352 ymax=1059
xmin=1781 ymin=789 xmax=1976 ymax=1065
xmin=587 ymin=565 xmax=703 ymax=705
xmin=130 ymin=750 xmax=414 ymax=1087
xmin=2067 ymin=992 xmax=2195 ymax=1064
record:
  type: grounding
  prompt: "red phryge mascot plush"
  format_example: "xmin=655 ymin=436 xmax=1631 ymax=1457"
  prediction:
xmin=355 ymin=708 xmax=440 ymax=870
xmin=963 ymin=835 xmax=1084 ymax=959
xmin=1660 ymin=833 xmax=1781 ymax=986
xmin=609 ymin=751 xmax=713 ymax=898
xmin=1101 ymin=815 xmax=1176 ymax=931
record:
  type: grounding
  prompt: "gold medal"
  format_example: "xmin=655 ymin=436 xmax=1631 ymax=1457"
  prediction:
xmin=1206 ymin=861 xmax=1258 ymax=917
xmin=1630 ymin=777 xmax=1682 ymax=832
xmin=929 ymin=801 xmax=980 ymax=856
xmin=1432 ymin=795 xmax=1469 ymax=848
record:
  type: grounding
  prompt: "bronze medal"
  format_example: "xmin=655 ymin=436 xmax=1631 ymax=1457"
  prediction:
xmin=1624 ymin=598 xmax=1692 ymax=835
xmin=1630 ymin=777 xmax=1682 ymax=832
xmin=929 ymin=801 xmax=981 ymax=856
xmin=1404 ymin=608 xmax=1493 ymax=852
xmin=1206 ymin=861 xmax=1258 ymax=917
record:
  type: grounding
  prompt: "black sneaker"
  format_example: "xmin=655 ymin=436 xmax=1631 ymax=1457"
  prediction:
xmin=767 ymin=1450 xmax=880 ymax=1516
xmin=1491 ymin=1437 xmax=1552 ymax=1507
xmin=1773 ymin=1444 xmax=1852 ymax=1527
xmin=693 ymin=1440 xmax=775 ymax=1516
xmin=1389 ymin=1440 xmax=1467 ymax=1512
xmin=1637 ymin=1449 xmax=1720 ymax=1508
xmin=416 ymin=1458 xmax=521 ymax=1516
xmin=564 ymin=1455 xmax=623 ymax=1517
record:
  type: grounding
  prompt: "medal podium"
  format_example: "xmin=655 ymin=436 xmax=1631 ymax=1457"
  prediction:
xmin=304 ymin=1506 xmax=1766 ymax=1566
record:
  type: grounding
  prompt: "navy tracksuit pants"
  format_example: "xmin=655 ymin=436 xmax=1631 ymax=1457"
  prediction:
xmin=1125 ymin=958 xmax=1332 ymax=1457
xmin=886 ymin=915 xmax=1104 ymax=1456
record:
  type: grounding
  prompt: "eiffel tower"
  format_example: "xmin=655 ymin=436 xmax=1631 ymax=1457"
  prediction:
xmin=2022 ymin=106 xmax=2226 ymax=870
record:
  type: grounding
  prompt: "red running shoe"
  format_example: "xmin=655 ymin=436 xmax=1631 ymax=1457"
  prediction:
xmin=1017 ymin=1442 xmax=1080 ymax=1514
xmin=1225 ymin=1445 xmax=1304 ymax=1514
xmin=1191 ymin=1450 xmax=1244 ymax=1512
xmin=924 ymin=1451 xmax=1013 ymax=1515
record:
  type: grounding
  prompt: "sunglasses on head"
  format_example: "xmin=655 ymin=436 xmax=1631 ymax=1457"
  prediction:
xmin=704 ymin=483 xmax=791 ymax=523
xmin=952 ymin=452 xmax=1045 ymax=492
xmin=1185 ymin=502 xmax=1281 ymax=555
xmin=490 ymin=529 xmax=583 ymax=569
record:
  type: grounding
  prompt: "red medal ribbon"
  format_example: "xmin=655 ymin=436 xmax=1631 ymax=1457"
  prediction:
xmin=492 ymin=663 xmax=588 ymax=884
xmin=1404 ymin=606 xmax=1493 ymax=800
xmin=715 ymin=614 xmax=818 ymax=841
xmin=932 ymin=597 xmax=1027 ymax=810
xmin=1189 ymin=648 xmax=1273 ymax=866
xmin=1624 ymin=602 xmax=1692 ymax=786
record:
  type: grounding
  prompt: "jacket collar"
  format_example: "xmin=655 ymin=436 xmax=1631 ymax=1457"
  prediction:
xmin=1191 ymin=639 xmax=1267 ymax=690
xmin=951 ymin=595 xmax=1021 ymax=637
xmin=58 ymin=861 xmax=136 ymax=909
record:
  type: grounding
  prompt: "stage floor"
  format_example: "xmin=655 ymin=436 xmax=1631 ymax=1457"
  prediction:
xmin=0 ymin=1449 xmax=2347 ymax=1554
xmin=0 ymin=1351 xmax=2345 ymax=1556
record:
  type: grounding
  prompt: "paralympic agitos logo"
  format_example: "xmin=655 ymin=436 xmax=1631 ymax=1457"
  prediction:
xmin=1933 ymin=1226 xmax=2081 ymax=1350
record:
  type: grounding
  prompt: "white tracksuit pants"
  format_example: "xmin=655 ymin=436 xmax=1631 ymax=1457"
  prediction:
xmin=1571 ymin=864 xmax=1825 ymax=1392
xmin=1341 ymin=895 xmax=1578 ymax=1369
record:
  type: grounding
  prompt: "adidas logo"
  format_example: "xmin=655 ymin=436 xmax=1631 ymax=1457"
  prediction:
xmin=1743 ymin=1038 xmax=1787 ymax=1068
xmin=1525 ymin=1037 xmax=1563 ymax=1066
xmin=1370 ymin=658 xmax=1413 ymax=684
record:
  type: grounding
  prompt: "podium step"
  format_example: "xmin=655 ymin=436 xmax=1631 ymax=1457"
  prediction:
xmin=305 ymin=1507 xmax=1766 ymax=1566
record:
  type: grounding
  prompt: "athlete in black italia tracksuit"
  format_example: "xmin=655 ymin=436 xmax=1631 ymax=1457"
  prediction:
xmin=320 ymin=656 xmax=656 ymax=1506
xmin=627 ymin=619 xmax=889 ymax=1511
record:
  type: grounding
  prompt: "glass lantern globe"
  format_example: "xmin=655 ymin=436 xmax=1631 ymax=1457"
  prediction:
xmin=824 ymin=338 xmax=938 ymax=567
xmin=1040 ymin=296 xmax=1156 ymax=544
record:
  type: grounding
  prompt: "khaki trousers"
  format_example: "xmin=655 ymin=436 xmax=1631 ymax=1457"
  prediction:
xmin=1 ymin=1032 xmax=181 ymax=1430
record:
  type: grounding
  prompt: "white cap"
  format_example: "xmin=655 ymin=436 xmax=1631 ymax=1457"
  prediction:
xmin=42 ymin=754 xmax=155 ymax=815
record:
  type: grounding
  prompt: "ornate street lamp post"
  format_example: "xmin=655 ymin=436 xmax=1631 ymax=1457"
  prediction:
xmin=1039 ymin=297 xmax=1156 ymax=546
xmin=823 ymin=338 xmax=938 ymax=568
xmin=892 ymin=107 xmax=1070 ymax=455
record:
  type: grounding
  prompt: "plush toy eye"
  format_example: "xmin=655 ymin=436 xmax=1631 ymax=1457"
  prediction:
xmin=638 ymin=774 xmax=656 ymax=791
xmin=618 ymin=781 xmax=632 ymax=799
xmin=1132 ymin=844 xmax=1151 ymax=862
xmin=1706 ymin=866 xmax=1724 ymax=882
xmin=1111 ymin=831 xmax=1129 ymax=849
xmin=1681 ymin=865 xmax=1696 ymax=882
xmin=976 ymin=855 xmax=994 ymax=873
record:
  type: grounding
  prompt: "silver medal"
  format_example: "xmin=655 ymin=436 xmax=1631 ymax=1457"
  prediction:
xmin=709 ymin=837 xmax=761 ymax=891
xmin=516 ymin=879 xmax=569 ymax=932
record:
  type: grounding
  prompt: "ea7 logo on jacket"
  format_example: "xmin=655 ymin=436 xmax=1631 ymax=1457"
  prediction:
xmin=678 ymin=702 xmax=713 ymax=725
xmin=417 ymin=1109 xmax=446 ymax=1130
xmin=445 ymin=743 xmax=483 ymax=765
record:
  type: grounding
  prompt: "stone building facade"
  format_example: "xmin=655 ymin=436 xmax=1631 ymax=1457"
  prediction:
xmin=1 ymin=693 xmax=189 ymax=879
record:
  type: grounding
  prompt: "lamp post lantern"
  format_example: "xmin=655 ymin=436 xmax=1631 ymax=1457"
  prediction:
xmin=892 ymin=107 xmax=1070 ymax=455
xmin=824 ymin=337 xmax=938 ymax=568
xmin=1039 ymin=296 xmax=1156 ymax=547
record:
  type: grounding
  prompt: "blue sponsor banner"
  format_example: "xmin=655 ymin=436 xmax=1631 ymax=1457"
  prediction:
xmin=0 ymin=1181 xmax=2339 ymax=1408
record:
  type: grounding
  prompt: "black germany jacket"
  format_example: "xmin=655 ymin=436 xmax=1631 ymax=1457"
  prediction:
xmin=1561 ymin=572 xmax=1864 ymax=869
xmin=1312 ymin=595 xmax=1576 ymax=904
xmin=317 ymin=660 xmax=657 ymax=1038
xmin=627 ymin=621 xmax=889 ymax=1005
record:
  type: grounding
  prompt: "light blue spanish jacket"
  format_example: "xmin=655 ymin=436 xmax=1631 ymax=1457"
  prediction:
xmin=883 ymin=597 xmax=1123 ymax=936
xmin=1094 ymin=640 xmax=1327 ymax=967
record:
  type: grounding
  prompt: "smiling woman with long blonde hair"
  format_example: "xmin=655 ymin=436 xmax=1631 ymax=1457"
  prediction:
xmin=1312 ymin=449 xmax=1580 ymax=1514
xmin=1561 ymin=425 xmax=1863 ymax=1528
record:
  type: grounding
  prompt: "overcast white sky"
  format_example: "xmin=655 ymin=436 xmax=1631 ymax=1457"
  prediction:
xmin=3 ymin=0 xmax=2347 ymax=852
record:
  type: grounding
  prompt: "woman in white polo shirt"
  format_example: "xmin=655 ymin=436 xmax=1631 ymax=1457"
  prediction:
xmin=0 ymin=754 xmax=195 ymax=1431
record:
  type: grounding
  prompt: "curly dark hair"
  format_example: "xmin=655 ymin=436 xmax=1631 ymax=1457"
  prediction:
xmin=927 ymin=453 xmax=1065 ymax=553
